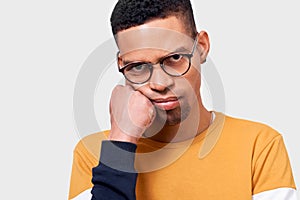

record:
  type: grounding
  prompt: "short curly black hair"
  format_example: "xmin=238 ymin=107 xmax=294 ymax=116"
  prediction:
xmin=110 ymin=0 xmax=197 ymax=37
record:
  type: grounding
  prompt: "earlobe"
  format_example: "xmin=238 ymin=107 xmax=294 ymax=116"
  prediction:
xmin=197 ymin=31 xmax=210 ymax=64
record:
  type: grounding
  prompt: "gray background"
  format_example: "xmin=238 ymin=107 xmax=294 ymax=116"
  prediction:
xmin=0 ymin=0 xmax=299 ymax=199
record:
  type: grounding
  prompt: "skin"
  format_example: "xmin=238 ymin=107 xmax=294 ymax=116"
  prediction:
xmin=108 ymin=16 xmax=212 ymax=144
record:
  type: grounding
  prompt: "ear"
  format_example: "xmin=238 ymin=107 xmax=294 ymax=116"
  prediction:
xmin=197 ymin=31 xmax=210 ymax=64
xmin=117 ymin=51 xmax=123 ymax=69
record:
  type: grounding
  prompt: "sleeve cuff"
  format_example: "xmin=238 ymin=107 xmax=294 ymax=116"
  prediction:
xmin=99 ymin=140 xmax=137 ymax=173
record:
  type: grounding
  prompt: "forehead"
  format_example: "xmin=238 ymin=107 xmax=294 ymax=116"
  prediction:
xmin=116 ymin=17 xmax=194 ymax=57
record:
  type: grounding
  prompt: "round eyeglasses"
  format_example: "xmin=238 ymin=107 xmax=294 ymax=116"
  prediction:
xmin=118 ymin=35 xmax=198 ymax=84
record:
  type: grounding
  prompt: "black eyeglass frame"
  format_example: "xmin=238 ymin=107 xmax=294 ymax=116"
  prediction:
xmin=117 ymin=34 xmax=199 ymax=84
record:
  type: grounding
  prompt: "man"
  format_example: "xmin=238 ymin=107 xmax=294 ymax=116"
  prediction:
xmin=69 ymin=0 xmax=297 ymax=199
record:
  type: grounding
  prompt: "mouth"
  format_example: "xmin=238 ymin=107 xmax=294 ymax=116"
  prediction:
xmin=151 ymin=97 xmax=180 ymax=111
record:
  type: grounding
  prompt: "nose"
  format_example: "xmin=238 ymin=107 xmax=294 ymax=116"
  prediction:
xmin=148 ymin=64 xmax=175 ymax=92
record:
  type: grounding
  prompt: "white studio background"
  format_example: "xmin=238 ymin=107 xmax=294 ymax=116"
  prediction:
xmin=0 ymin=0 xmax=299 ymax=199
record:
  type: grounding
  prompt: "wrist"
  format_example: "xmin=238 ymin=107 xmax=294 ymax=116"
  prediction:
xmin=109 ymin=126 xmax=139 ymax=144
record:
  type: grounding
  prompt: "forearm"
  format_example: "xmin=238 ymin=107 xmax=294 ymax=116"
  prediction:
xmin=91 ymin=141 xmax=137 ymax=200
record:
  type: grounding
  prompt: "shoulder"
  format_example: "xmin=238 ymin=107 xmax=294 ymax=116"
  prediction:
xmin=73 ymin=130 xmax=110 ymax=162
xmin=69 ymin=131 xmax=110 ymax=200
xmin=223 ymin=113 xmax=281 ymax=139
xmin=219 ymin=113 xmax=284 ymax=152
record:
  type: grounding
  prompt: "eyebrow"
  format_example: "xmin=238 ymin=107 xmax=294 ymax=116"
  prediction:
xmin=121 ymin=46 xmax=190 ymax=66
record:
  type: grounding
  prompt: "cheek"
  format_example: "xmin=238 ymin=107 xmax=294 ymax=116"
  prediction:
xmin=127 ymin=82 xmax=149 ymax=96
xmin=186 ymin=67 xmax=201 ymax=97
xmin=125 ymin=81 xmax=142 ymax=90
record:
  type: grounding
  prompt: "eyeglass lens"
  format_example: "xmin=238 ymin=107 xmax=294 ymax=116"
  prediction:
xmin=124 ymin=53 xmax=190 ymax=84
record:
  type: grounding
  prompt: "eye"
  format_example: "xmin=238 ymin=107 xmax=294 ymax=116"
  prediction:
xmin=125 ymin=63 xmax=149 ymax=73
xmin=132 ymin=65 xmax=143 ymax=71
xmin=163 ymin=54 xmax=185 ymax=66
xmin=169 ymin=54 xmax=183 ymax=62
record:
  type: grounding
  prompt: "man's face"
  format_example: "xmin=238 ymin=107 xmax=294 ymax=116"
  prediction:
xmin=116 ymin=16 xmax=207 ymax=125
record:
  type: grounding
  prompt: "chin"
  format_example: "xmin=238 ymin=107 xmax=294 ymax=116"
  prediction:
xmin=164 ymin=104 xmax=191 ymax=126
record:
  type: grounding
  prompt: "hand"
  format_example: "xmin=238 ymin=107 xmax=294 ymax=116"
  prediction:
xmin=108 ymin=85 xmax=156 ymax=144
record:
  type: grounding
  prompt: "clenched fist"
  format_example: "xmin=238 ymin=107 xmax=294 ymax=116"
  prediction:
xmin=108 ymin=85 xmax=156 ymax=144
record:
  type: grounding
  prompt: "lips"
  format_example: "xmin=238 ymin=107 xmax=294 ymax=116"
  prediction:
xmin=151 ymin=97 xmax=180 ymax=110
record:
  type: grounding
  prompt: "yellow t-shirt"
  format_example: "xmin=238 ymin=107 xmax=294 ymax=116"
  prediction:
xmin=69 ymin=112 xmax=296 ymax=199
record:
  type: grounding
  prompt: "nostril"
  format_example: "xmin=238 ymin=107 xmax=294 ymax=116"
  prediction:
xmin=148 ymin=81 xmax=174 ymax=94
xmin=149 ymin=82 xmax=167 ymax=92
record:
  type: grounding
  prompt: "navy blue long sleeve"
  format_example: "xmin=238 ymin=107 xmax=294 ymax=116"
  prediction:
xmin=91 ymin=141 xmax=137 ymax=200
